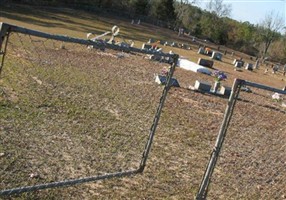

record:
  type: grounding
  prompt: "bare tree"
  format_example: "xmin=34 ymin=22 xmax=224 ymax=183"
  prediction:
xmin=175 ymin=0 xmax=198 ymax=28
xmin=206 ymin=0 xmax=232 ymax=17
xmin=259 ymin=11 xmax=284 ymax=58
xmin=180 ymin=0 xmax=198 ymax=5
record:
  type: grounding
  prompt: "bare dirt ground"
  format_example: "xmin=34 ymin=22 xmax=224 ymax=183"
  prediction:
xmin=0 ymin=4 xmax=286 ymax=200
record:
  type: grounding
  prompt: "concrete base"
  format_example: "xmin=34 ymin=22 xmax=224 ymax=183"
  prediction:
xmin=220 ymin=85 xmax=232 ymax=96
xmin=194 ymin=80 xmax=212 ymax=92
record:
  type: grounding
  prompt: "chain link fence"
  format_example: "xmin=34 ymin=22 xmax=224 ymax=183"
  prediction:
xmin=197 ymin=80 xmax=286 ymax=199
xmin=1 ymin=23 xmax=285 ymax=199
xmin=0 ymin=24 xmax=177 ymax=195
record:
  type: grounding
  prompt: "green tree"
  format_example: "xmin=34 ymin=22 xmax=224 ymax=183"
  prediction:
xmin=152 ymin=0 xmax=175 ymax=22
xmin=175 ymin=3 xmax=202 ymax=34
xmin=133 ymin=0 xmax=149 ymax=15
xmin=200 ymin=11 xmax=228 ymax=44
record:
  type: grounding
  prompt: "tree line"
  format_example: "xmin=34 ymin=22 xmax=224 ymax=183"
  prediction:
xmin=9 ymin=0 xmax=286 ymax=63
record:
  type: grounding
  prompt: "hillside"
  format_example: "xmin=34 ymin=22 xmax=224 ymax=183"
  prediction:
xmin=0 ymin=3 xmax=286 ymax=200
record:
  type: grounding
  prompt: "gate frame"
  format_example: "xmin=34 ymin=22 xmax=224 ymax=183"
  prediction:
xmin=196 ymin=79 xmax=286 ymax=199
xmin=0 ymin=22 xmax=178 ymax=195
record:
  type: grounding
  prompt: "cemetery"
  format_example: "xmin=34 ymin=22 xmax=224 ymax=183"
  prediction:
xmin=197 ymin=58 xmax=214 ymax=68
xmin=0 ymin=2 xmax=286 ymax=200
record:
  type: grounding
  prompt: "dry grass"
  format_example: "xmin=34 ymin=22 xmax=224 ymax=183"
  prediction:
xmin=0 ymin=3 xmax=286 ymax=200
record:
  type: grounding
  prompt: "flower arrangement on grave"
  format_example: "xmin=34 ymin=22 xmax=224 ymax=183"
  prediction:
xmin=272 ymin=93 xmax=283 ymax=102
xmin=212 ymin=70 xmax=227 ymax=93
xmin=213 ymin=70 xmax=227 ymax=82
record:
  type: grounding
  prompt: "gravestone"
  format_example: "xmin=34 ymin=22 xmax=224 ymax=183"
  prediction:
xmin=233 ymin=59 xmax=244 ymax=67
xmin=178 ymin=28 xmax=184 ymax=37
xmin=164 ymin=41 xmax=170 ymax=46
xmin=234 ymin=61 xmax=243 ymax=68
xmin=254 ymin=60 xmax=260 ymax=69
xmin=150 ymin=54 xmax=163 ymax=62
xmin=241 ymin=60 xmax=245 ymax=67
xmin=194 ymin=80 xmax=211 ymax=92
xmin=245 ymin=63 xmax=253 ymax=71
xmin=155 ymin=75 xmax=180 ymax=87
xmin=148 ymin=38 xmax=155 ymax=44
xmin=220 ymin=85 xmax=232 ymax=96
xmin=179 ymin=43 xmax=190 ymax=50
xmin=182 ymin=44 xmax=191 ymax=50
xmin=118 ymin=42 xmax=131 ymax=48
xmin=198 ymin=47 xmax=205 ymax=54
xmin=232 ymin=59 xmax=237 ymax=65
xmin=159 ymin=40 xmax=166 ymax=45
xmin=198 ymin=58 xmax=214 ymax=68
xmin=205 ymin=48 xmax=213 ymax=56
xmin=211 ymin=51 xmax=223 ymax=61
xmin=171 ymin=42 xmax=178 ymax=47
xmin=142 ymin=43 xmax=152 ymax=50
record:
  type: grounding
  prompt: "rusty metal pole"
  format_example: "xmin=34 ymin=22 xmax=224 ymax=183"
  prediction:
xmin=0 ymin=23 xmax=10 ymax=76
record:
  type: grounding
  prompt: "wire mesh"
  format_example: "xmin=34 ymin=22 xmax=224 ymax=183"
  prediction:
xmin=0 ymin=32 xmax=174 ymax=194
xmin=207 ymin=83 xmax=286 ymax=199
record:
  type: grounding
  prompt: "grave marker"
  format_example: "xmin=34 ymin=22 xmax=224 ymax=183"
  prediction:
xmin=234 ymin=61 xmax=243 ymax=68
xmin=220 ymin=85 xmax=232 ymax=96
xmin=198 ymin=47 xmax=205 ymax=54
xmin=254 ymin=60 xmax=260 ymax=69
xmin=155 ymin=75 xmax=180 ymax=87
xmin=245 ymin=63 xmax=253 ymax=71
xmin=233 ymin=59 xmax=244 ymax=67
xmin=164 ymin=41 xmax=169 ymax=46
xmin=142 ymin=43 xmax=152 ymax=50
xmin=194 ymin=80 xmax=212 ymax=92
xmin=159 ymin=40 xmax=166 ymax=45
xmin=148 ymin=38 xmax=155 ymax=44
xmin=198 ymin=58 xmax=214 ymax=68
xmin=182 ymin=44 xmax=191 ymax=50
xmin=171 ymin=42 xmax=178 ymax=47
xmin=211 ymin=52 xmax=223 ymax=61
xmin=205 ymin=48 xmax=212 ymax=56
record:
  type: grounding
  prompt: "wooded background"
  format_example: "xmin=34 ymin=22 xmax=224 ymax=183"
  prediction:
xmin=5 ymin=0 xmax=286 ymax=63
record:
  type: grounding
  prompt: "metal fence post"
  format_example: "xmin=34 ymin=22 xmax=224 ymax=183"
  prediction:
xmin=138 ymin=54 xmax=179 ymax=172
xmin=0 ymin=23 xmax=10 ymax=76
xmin=196 ymin=79 xmax=244 ymax=199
